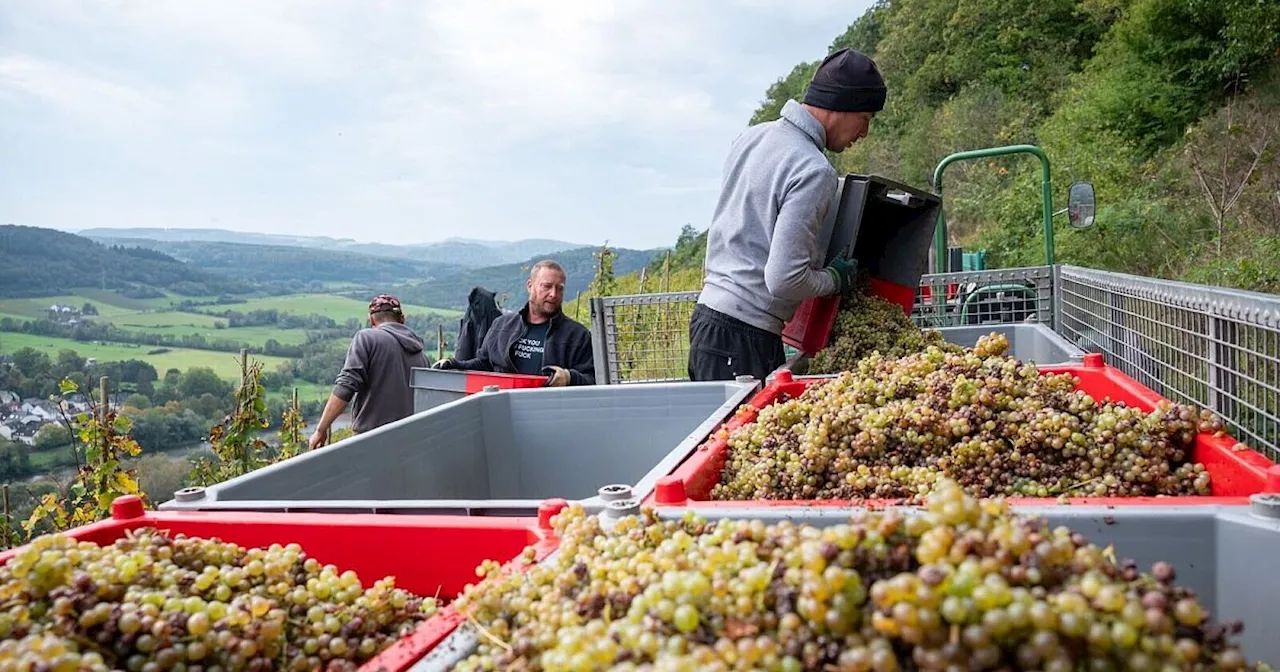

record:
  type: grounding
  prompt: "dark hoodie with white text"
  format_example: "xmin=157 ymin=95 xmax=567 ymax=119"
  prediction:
xmin=332 ymin=322 xmax=428 ymax=433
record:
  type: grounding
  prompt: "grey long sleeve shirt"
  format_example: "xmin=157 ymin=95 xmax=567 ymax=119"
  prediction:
xmin=698 ymin=99 xmax=839 ymax=334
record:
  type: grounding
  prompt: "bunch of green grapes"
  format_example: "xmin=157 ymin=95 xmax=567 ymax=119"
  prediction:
xmin=714 ymin=333 xmax=1219 ymax=501
xmin=0 ymin=529 xmax=439 ymax=671
xmin=808 ymin=286 xmax=960 ymax=376
xmin=449 ymin=480 xmax=1261 ymax=671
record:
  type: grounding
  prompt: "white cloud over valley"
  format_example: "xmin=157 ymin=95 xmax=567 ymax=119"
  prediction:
xmin=1 ymin=0 xmax=871 ymax=249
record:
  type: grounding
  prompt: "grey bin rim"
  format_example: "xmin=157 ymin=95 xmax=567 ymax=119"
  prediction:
xmin=157 ymin=380 xmax=761 ymax=514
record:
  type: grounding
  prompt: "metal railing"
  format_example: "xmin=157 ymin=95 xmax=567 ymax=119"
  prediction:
xmin=912 ymin=266 xmax=1055 ymax=328
xmin=588 ymin=267 xmax=1060 ymax=384
xmin=1057 ymin=265 xmax=1280 ymax=460
xmin=587 ymin=266 xmax=1280 ymax=460
xmin=589 ymin=291 xmax=700 ymax=386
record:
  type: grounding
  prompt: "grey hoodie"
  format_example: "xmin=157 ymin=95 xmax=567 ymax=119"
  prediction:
xmin=332 ymin=321 xmax=428 ymax=433
xmin=697 ymin=99 xmax=840 ymax=334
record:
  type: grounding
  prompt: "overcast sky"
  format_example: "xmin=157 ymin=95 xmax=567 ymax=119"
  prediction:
xmin=1 ymin=1 xmax=871 ymax=250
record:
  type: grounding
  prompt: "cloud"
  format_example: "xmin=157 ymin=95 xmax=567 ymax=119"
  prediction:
xmin=0 ymin=54 xmax=162 ymax=132
xmin=0 ymin=0 xmax=871 ymax=249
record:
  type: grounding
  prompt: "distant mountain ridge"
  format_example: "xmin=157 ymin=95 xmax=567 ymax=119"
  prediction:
xmin=78 ymin=227 xmax=587 ymax=268
xmin=4 ymin=225 xmax=666 ymax=309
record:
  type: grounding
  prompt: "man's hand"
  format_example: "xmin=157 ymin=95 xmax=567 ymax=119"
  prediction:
xmin=824 ymin=257 xmax=859 ymax=294
xmin=543 ymin=366 xmax=570 ymax=387
xmin=308 ymin=425 xmax=330 ymax=451
xmin=431 ymin=358 xmax=457 ymax=370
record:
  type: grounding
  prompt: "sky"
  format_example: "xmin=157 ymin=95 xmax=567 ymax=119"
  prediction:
xmin=0 ymin=0 xmax=873 ymax=251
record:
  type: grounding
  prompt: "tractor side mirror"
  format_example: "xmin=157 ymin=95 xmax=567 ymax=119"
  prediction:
xmin=1067 ymin=182 xmax=1096 ymax=230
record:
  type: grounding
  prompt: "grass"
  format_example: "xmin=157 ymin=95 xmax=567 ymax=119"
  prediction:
xmin=270 ymin=381 xmax=331 ymax=404
xmin=0 ymin=289 xmax=455 ymax=383
xmin=0 ymin=332 xmax=293 ymax=380
xmin=0 ymin=294 xmax=142 ymax=318
xmin=0 ymin=291 xmax=221 ymax=319
xmin=209 ymin=293 xmax=460 ymax=321
xmin=111 ymin=311 xmax=311 ymax=346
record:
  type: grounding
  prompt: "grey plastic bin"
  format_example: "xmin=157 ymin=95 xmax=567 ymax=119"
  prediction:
xmin=780 ymin=322 xmax=1086 ymax=376
xmin=160 ymin=380 xmax=758 ymax=517
xmin=934 ymin=322 xmax=1085 ymax=365
xmin=662 ymin=502 xmax=1280 ymax=666
xmin=416 ymin=501 xmax=1280 ymax=669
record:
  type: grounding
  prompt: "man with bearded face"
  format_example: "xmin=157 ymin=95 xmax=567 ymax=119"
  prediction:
xmin=433 ymin=260 xmax=595 ymax=386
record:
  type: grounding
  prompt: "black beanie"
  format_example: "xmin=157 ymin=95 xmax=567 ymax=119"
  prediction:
xmin=802 ymin=48 xmax=887 ymax=113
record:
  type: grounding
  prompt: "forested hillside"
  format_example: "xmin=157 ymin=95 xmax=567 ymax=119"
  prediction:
xmin=93 ymin=238 xmax=464 ymax=289
xmin=82 ymin=227 xmax=586 ymax=268
xmin=568 ymin=0 xmax=1280 ymax=310
xmin=753 ymin=0 xmax=1280 ymax=292
xmin=396 ymin=245 xmax=659 ymax=310
xmin=0 ymin=225 xmax=253 ymax=298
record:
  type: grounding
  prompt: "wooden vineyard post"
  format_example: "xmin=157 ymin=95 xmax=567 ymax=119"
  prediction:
xmin=1 ymin=483 xmax=10 ymax=550
xmin=99 ymin=376 xmax=110 ymax=423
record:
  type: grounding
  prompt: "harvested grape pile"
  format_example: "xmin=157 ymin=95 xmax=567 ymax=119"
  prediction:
xmin=713 ymin=333 xmax=1219 ymax=501
xmin=451 ymin=480 xmax=1261 ymax=671
xmin=0 ymin=529 xmax=438 ymax=672
xmin=807 ymin=287 xmax=959 ymax=376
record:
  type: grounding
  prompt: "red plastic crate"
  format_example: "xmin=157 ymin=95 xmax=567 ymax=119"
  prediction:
xmin=648 ymin=354 xmax=1280 ymax=508
xmin=461 ymin=370 xmax=550 ymax=393
xmin=0 ymin=496 xmax=565 ymax=672
xmin=782 ymin=278 xmax=918 ymax=355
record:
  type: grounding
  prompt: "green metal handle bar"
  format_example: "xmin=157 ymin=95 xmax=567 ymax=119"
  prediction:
xmin=957 ymin=283 xmax=1038 ymax=323
xmin=931 ymin=145 xmax=1054 ymax=274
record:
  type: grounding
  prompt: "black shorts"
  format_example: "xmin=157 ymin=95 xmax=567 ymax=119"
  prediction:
xmin=687 ymin=304 xmax=785 ymax=382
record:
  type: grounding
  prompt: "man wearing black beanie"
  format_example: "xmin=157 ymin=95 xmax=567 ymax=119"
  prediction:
xmin=690 ymin=48 xmax=886 ymax=382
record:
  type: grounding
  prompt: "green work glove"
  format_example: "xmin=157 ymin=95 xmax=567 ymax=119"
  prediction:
xmin=824 ymin=257 xmax=859 ymax=294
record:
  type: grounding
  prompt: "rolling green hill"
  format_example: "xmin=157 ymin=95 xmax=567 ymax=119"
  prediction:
xmin=192 ymin=293 xmax=459 ymax=322
xmin=0 ymin=225 xmax=254 ymax=299
xmin=88 ymin=238 xmax=463 ymax=288
xmin=80 ymin=227 xmax=588 ymax=268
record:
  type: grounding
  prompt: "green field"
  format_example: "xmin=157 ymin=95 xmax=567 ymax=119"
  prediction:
xmin=0 ymin=332 xmax=293 ymax=380
xmin=211 ymin=293 xmax=460 ymax=321
xmin=0 ymin=290 xmax=219 ymax=318
xmin=111 ymin=311 xmax=311 ymax=345
xmin=272 ymin=380 xmax=332 ymax=404
xmin=0 ymin=294 xmax=143 ymax=318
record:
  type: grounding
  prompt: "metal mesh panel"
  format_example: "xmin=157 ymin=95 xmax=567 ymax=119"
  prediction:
xmin=911 ymin=266 xmax=1055 ymax=329
xmin=596 ymin=291 xmax=700 ymax=384
xmin=1058 ymin=265 xmax=1280 ymax=461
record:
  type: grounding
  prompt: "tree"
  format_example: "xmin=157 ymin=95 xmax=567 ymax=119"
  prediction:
xmin=179 ymin=366 xmax=231 ymax=400
xmin=588 ymin=241 xmax=619 ymax=297
xmin=124 ymin=393 xmax=151 ymax=409
xmin=10 ymin=348 xmax=51 ymax=380
xmin=1182 ymin=77 xmax=1280 ymax=261
xmin=33 ymin=424 xmax=72 ymax=451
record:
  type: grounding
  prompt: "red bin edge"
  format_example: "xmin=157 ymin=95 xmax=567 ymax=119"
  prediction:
xmin=646 ymin=359 xmax=1279 ymax=509
xmin=463 ymin=371 xmax=550 ymax=394
xmin=782 ymin=277 xmax=918 ymax=355
xmin=0 ymin=504 xmax=563 ymax=672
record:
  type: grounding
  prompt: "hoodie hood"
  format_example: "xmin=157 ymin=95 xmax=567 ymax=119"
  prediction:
xmin=466 ymin=286 xmax=501 ymax=319
xmin=377 ymin=322 xmax=425 ymax=354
